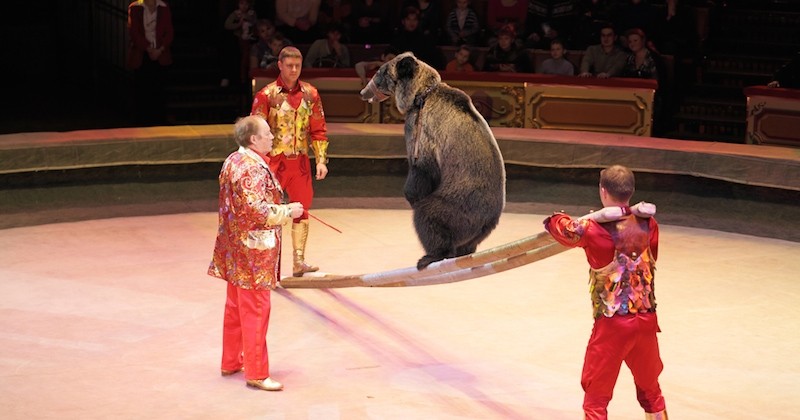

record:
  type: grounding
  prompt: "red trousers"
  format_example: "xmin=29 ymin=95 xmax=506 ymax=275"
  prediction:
xmin=221 ymin=282 xmax=271 ymax=380
xmin=269 ymin=154 xmax=313 ymax=221
xmin=581 ymin=312 xmax=666 ymax=419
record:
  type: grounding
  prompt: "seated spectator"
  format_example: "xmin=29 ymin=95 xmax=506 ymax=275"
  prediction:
xmin=622 ymin=28 xmax=658 ymax=80
xmin=445 ymin=0 xmax=481 ymax=46
xmin=305 ymin=23 xmax=351 ymax=67
xmin=390 ymin=6 xmax=445 ymax=69
xmin=224 ymin=0 xmax=259 ymax=86
xmin=445 ymin=45 xmax=475 ymax=72
xmin=403 ymin=0 xmax=440 ymax=39
xmin=538 ymin=38 xmax=575 ymax=75
xmin=275 ymin=0 xmax=321 ymax=43
xmin=252 ymin=32 xmax=288 ymax=70
xmin=484 ymin=25 xmax=532 ymax=72
xmin=767 ymin=51 xmax=800 ymax=89
xmin=349 ymin=0 xmax=390 ymax=44
xmin=355 ymin=46 xmax=398 ymax=86
xmin=250 ymin=19 xmax=276 ymax=69
xmin=578 ymin=23 xmax=626 ymax=78
xmin=487 ymin=0 xmax=527 ymax=39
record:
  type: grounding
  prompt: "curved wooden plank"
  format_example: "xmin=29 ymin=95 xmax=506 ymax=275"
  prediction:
xmin=279 ymin=231 xmax=567 ymax=289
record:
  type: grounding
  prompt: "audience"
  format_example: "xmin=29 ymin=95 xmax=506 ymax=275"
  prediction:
xmin=390 ymin=6 xmax=444 ymax=68
xmin=354 ymin=46 xmax=398 ymax=86
xmin=622 ymin=28 xmax=659 ymax=80
xmin=224 ymin=0 xmax=259 ymax=86
xmin=305 ymin=23 xmax=351 ymax=67
xmin=349 ymin=0 xmax=390 ymax=44
xmin=445 ymin=0 xmax=481 ymax=46
xmin=403 ymin=0 xmax=440 ymax=39
xmin=252 ymin=31 xmax=287 ymax=70
xmin=445 ymin=44 xmax=476 ymax=72
xmin=484 ymin=25 xmax=532 ymax=73
xmin=538 ymin=38 xmax=575 ymax=75
xmin=486 ymin=0 xmax=527 ymax=39
xmin=579 ymin=23 xmax=626 ymax=78
xmin=275 ymin=0 xmax=321 ymax=43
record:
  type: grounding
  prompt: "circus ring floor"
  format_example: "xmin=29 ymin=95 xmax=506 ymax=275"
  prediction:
xmin=1 ymin=124 xmax=799 ymax=419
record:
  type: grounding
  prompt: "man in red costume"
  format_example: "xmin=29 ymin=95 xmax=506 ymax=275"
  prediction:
xmin=251 ymin=46 xmax=329 ymax=277
xmin=208 ymin=115 xmax=304 ymax=391
xmin=543 ymin=165 xmax=667 ymax=420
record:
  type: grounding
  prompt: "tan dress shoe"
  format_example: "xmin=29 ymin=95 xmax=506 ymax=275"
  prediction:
xmin=246 ymin=377 xmax=283 ymax=391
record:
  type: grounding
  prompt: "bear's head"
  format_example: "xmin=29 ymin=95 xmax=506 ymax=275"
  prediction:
xmin=359 ymin=52 xmax=442 ymax=114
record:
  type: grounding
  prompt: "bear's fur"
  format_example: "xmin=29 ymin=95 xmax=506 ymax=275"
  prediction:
xmin=360 ymin=53 xmax=506 ymax=269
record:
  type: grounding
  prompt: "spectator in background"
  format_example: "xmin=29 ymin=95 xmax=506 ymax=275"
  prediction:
xmin=305 ymin=23 xmax=351 ymax=67
xmin=445 ymin=44 xmax=475 ymax=72
xmin=390 ymin=6 xmax=445 ymax=69
xmin=539 ymin=38 xmax=575 ymax=75
xmin=275 ymin=0 xmax=321 ymax=43
xmin=579 ymin=23 xmax=626 ymax=78
xmin=251 ymin=28 xmax=288 ymax=70
xmin=622 ymin=28 xmax=658 ymax=80
xmin=403 ymin=0 xmax=440 ymax=39
xmin=484 ymin=25 xmax=532 ymax=73
xmin=355 ymin=46 xmax=398 ymax=86
xmin=349 ymin=0 xmax=390 ymax=44
xmin=445 ymin=0 xmax=481 ymax=46
xmin=127 ymin=0 xmax=174 ymax=126
xmin=486 ymin=0 xmax=527 ymax=39
xmin=225 ymin=0 xmax=259 ymax=87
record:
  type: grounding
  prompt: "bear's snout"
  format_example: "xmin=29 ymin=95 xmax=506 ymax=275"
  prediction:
xmin=360 ymin=78 xmax=390 ymax=103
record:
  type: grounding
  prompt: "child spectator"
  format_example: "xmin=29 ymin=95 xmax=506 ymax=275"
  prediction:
xmin=445 ymin=0 xmax=481 ymax=46
xmin=484 ymin=25 xmax=532 ymax=72
xmin=445 ymin=45 xmax=475 ymax=72
xmin=538 ymin=38 xmax=575 ymax=75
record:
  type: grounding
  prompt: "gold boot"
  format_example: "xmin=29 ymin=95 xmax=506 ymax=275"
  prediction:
xmin=645 ymin=410 xmax=668 ymax=420
xmin=292 ymin=220 xmax=319 ymax=277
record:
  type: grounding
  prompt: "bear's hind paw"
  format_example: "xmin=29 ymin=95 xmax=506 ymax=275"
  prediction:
xmin=417 ymin=255 xmax=443 ymax=270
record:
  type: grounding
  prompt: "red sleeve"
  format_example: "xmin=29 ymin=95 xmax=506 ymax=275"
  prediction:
xmin=251 ymin=89 xmax=269 ymax=118
xmin=308 ymin=86 xmax=328 ymax=143
xmin=544 ymin=212 xmax=618 ymax=269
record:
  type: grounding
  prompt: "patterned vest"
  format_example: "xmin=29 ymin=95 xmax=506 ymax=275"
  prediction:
xmin=589 ymin=216 xmax=657 ymax=319
xmin=262 ymin=84 xmax=313 ymax=157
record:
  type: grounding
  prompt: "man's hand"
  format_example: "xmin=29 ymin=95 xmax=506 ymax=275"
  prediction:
xmin=287 ymin=202 xmax=304 ymax=219
xmin=315 ymin=162 xmax=328 ymax=180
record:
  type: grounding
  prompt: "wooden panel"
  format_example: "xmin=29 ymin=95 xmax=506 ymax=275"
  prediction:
xmin=746 ymin=88 xmax=800 ymax=147
xmin=526 ymin=84 xmax=654 ymax=136
xmin=253 ymin=70 xmax=657 ymax=135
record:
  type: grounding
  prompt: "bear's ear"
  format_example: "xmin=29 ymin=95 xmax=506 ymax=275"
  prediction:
xmin=396 ymin=56 xmax=417 ymax=81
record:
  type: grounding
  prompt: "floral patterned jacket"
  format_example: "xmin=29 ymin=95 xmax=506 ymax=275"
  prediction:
xmin=208 ymin=147 xmax=295 ymax=290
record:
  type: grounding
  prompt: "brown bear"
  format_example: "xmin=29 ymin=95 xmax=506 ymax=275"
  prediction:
xmin=360 ymin=52 xmax=506 ymax=269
